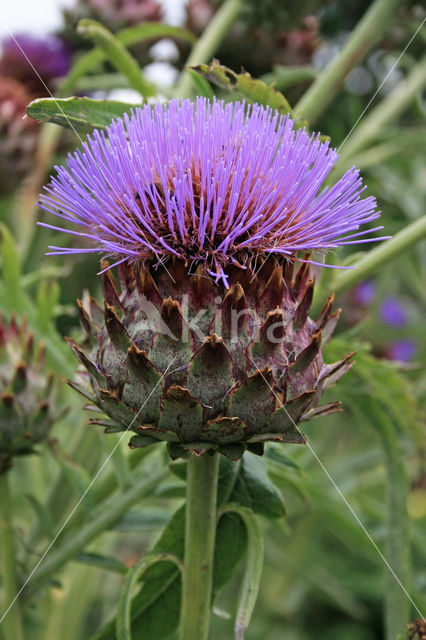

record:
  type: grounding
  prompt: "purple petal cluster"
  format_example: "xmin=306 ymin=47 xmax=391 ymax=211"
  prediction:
xmin=40 ymin=98 xmax=385 ymax=284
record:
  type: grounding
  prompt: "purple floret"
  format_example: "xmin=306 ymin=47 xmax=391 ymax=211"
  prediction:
xmin=39 ymin=98 xmax=387 ymax=284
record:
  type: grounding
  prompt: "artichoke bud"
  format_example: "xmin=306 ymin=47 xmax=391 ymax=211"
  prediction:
xmin=69 ymin=258 xmax=352 ymax=460
xmin=0 ymin=316 xmax=57 ymax=473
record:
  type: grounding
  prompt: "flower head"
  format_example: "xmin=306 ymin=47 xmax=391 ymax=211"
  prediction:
xmin=40 ymin=98 xmax=385 ymax=286
xmin=0 ymin=34 xmax=71 ymax=94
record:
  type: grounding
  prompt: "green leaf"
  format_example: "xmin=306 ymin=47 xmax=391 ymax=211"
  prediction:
xmin=91 ymin=504 xmax=248 ymax=640
xmin=113 ymin=509 xmax=170 ymax=532
xmin=76 ymin=552 xmax=127 ymax=575
xmin=77 ymin=19 xmax=155 ymax=97
xmin=229 ymin=454 xmax=285 ymax=519
xmin=26 ymin=494 xmax=54 ymax=539
xmin=50 ymin=443 xmax=95 ymax=515
xmin=36 ymin=280 xmax=60 ymax=330
xmin=27 ymin=97 xmax=141 ymax=133
xmin=61 ymin=23 xmax=195 ymax=93
xmin=191 ymin=59 xmax=294 ymax=117
xmin=213 ymin=511 xmax=248 ymax=594
xmin=186 ymin=68 xmax=214 ymax=99
xmin=265 ymin=446 xmax=303 ymax=474
xmin=222 ymin=506 xmax=264 ymax=640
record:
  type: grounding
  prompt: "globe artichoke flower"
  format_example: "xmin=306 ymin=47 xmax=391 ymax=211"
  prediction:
xmin=40 ymin=98 xmax=385 ymax=459
xmin=0 ymin=317 xmax=56 ymax=473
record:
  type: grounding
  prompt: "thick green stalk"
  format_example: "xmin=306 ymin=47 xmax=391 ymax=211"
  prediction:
xmin=295 ymin=0 xmax=407 ymax=123
xmin=0 ymin=474 xmax=24 ymax=640
xmin=174 ymin=0 xmax=242 ymax=98
xmin=27 ymin=462 xmax=166 ymax=593
xmin=369 ymin=404 xmax=410 ymax=638
xmin=330 ymin=216 xmax=426 ymax=296
xmin=179 ymin=453 xmax=220 ymax=640
xmin=338 ymin=57 xmax=426 ymax=163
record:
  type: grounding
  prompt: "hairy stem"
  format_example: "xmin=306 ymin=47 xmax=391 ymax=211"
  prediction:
xmin=295 ymin=0 xmax=407 ymax=123
xmin=174 ymin=0 xmax=242 ymax=98
xmin=178 ymin=453 xmax=220 ymax=640
xmin=0 ymin=473 xmax=24 ymax=640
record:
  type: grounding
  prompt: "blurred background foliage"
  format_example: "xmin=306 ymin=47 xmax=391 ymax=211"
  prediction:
xmin=0 ymin=0 xmax=425 ymax=639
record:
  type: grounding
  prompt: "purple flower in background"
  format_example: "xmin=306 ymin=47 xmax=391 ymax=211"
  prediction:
xmin=354 ymin=279 xmax=375 ymax=306
xmin=380 ymin=297 xmax=408 ymax=328
xmin=386 ymin=339 xmax=417 ymax=362
xmin=0 ymin=34 xmax=71 ymax=92
xmin=40 ymin=98 xmax=386 ymax=285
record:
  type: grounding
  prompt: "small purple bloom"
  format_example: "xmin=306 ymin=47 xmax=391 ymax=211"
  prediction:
xmin=354 ymin=279 xmax=375 ymax=306
xmin=380 ymin=297 xmax=408 ymax=328
xmin=386 ymin=339 xmax=417 ymax=363
xmin=40 ymin=98 xmax=386 ymax=285
xmin=1 ymin=33 xmax=71 ymax=81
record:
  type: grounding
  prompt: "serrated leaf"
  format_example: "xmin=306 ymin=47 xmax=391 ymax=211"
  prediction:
xmin=229 ymin=454 xmax=285 ymax=519
xmin=191 ymin=60 xmax=294 ymax=117
xmin=27 ymin=97 xmax=141 ymax=133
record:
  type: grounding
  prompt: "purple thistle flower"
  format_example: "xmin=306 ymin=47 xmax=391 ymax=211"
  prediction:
xmin=39 ymin=98 xmax=386 ymax=285
xmin=354 ymin=279 xmax=375 ymax=306
xmin=386 ymin=339 xmax=417 ymax=363
xmin=0 ymin=33 xmax=71 ymax=83
xmin=380 ymin=297 xmax=408 ymax=328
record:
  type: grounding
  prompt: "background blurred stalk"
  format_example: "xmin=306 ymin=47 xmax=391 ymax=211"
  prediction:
xmin=43 ymin=563 xmax=98 ymax=640
xmin=0 ymin=473 xmax=24 ymax=640
xmin=295 ymin=0 xmax=408 ymax=123
xmin=338 ymin=57 xmax=426 ymax=164
xmin=370 ymin=404 xmax=411 ymax=638
xmin=27 ymin=461 xmax=166 ymax=593
xmin=14 ymin=124 xmax=62 ymax=263
xmin=330 ymin=215 xmax=426 ymax=296
xmin=174 ymin=0 xmax=242 ymax=98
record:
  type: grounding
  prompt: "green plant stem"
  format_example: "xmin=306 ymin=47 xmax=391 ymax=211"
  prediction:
xmin=77 ymin=19 xmax=155 ymax=97
xmin=178 ymin=453 xmax=220 ymax=640
xmin=295 ymin=0 xmax=407 ymax=123
xmin=329 ymin=215 xmax=426 ymax=296
xmin=369 ymin=404 xmax=411 ymax=638
xmin=174 ymin=0 xmax=242 ymax=98
xmin=27 ymin=462 xmax=166 ymax=593
xmin=338 ymin=57 xmax=426 ymax=163
xmin=0 ymin=473 xmax=24 ymax=640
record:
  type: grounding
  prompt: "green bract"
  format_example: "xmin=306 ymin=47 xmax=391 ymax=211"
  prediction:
xmin=0 ymin=317 xmax=57 ymax=473
xmin=68 ymin=258 xmax=352 ymax=460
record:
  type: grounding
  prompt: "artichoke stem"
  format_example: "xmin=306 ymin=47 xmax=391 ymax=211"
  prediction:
xmin=0 ymin=473 xmax=24 ymax=640
xmin=179 ymin=453 xmax=220 ymax=640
